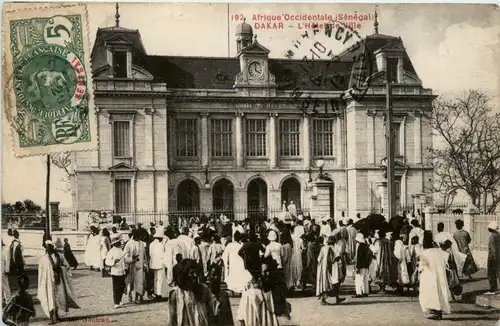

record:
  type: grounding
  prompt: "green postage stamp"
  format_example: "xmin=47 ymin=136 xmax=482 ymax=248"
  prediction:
xmin=3 ymin=4 xmax=97 ymax=157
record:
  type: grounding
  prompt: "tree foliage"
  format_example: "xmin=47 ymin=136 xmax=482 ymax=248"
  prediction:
xmin=2 ymin=199 xmax=43 ymax=227
xmin=426 ymin=90 xmax=500 ymax=213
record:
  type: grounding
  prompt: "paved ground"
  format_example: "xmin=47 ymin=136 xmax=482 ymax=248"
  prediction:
xmin=24 ymin=262 xmax=499 ymax=326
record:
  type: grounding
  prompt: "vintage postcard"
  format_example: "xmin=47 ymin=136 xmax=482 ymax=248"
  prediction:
xmin=3 ymin=3 xmax=97 ymax=157
xmin=1 ymin=2 xmax=499 ymax=326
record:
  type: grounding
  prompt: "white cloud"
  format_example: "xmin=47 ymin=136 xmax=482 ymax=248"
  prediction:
xmin=413 ymin=23 xmax=500 ymax=97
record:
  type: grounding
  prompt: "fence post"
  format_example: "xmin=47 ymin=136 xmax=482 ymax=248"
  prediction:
xmin=423 ymin=205 xmax=436 ymax=231
xmin=463 ymin=203 xmax=480 ymax=235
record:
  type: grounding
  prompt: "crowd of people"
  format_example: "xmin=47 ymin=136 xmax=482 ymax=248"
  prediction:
xmin=4 ymin=209 xmax=500 ymax=325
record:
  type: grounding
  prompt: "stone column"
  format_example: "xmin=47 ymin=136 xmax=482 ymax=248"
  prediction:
xmin=423 ymin=205 xmax=437 ymax=231
xmin=269 ymin=113 xmax=278 ymax=169
xmin=401 ymin=115 xmax=407 ymax=158
xmin=397 ymin=57 xmax=404 ymax=83
xmin=235 ymin=112 xmax=244 ymax=167
xmin=303 ymin=113 xmax=310 ymax=168
xmin=144 ymin=108 xmax=155 ymax=167
xmin=336 ymin=115 xmax=343 ymax=166
xmin=366 ymin=110 xmax=375 ymax=165
xmin=463 ymin=203 xmax=480 ymax=235
xmin=200 ymin=112 xmax=209 ymax=167
xmin=414 ymin=111 xmax=422 ymax=164
xmin=91 ymin=108 xmax=100 ymax=167
xmin=376 ymin=180 xmax=389 ymax=220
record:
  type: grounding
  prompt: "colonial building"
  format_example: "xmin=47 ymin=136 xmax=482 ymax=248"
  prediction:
xmin=72 ymin=12 xmax=435 ymax=221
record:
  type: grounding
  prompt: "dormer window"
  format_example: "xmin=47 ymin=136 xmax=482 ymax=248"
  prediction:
xmin=386 ymin=57 xmax=398 ymax=83
xmin=113 ymin=51 xmax=128 ymax=78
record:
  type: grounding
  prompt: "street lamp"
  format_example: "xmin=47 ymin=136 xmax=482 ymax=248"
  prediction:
xmin=316 ymin=158 xmax=325 ymax=179
xmin=204 ymin=165 xmax=210 ymax=189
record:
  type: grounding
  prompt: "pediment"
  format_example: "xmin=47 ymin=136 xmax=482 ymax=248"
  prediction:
xmin=92 ymin=64 xmax=153 ymax=81
xmin=369 ymin=71 xmax=421 ymax=86
xmin=379 ymin=41 xmax=406 ymax=53
xmin=240 ymin=41 xmax=270 ymax=56
xmin=109 ymin=162 xmax=137 ymax=171
xmin=105 ymin=34 xmax=134 ymax=46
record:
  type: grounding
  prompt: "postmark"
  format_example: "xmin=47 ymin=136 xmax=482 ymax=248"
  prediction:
xmin=283 ymin=20 xmax=374 ymax=116
xmin=3 ymin=3 xmax=97 ymax=157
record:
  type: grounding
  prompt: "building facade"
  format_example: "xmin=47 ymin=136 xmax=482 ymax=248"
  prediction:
xmin=72 ymin=17 xmax=435 ymax=221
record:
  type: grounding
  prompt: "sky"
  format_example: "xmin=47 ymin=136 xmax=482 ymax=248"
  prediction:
xmin=2 ymin=2 xmax=499 ymax=208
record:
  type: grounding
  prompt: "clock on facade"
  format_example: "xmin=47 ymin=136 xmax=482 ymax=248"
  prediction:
xmin=248 ymin=61 xmax=263 ymax=78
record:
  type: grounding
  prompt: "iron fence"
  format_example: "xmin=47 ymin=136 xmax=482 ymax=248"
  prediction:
xmin=4 ymin=206 xmax=312 ymax=231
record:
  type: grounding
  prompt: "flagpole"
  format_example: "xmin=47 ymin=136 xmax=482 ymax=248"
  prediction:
xmin=386 ymin=67 xmax=396 ymax=220
xmin=46 ymin=154 xmax=51 ymax=239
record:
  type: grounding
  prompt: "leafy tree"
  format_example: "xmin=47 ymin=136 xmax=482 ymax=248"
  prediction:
xmin=2 ymin=199 xmax=43 ymax=227
xmin=426 ymin=90 xmax=500 ymax=213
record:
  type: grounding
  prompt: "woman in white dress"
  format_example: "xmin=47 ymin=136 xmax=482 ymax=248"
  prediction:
xmin=84 ymin=226 xmax=102 ymax=271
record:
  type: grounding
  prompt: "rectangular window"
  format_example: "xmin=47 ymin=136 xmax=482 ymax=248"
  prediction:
xmin=312 ymin=119 xmax=334 ymax=156
xmin=393 ymin=122 xmax=401 ymax=155
xmin=211 ymin=119 xmax=232 ymax=157
xmin=246 ymin=119 xmax=266 ymax=156
xmin=386 ymin=58 xmax=398 ymax=83
xmin=113 ymin=51 xmax=128 ymax=78
xmin=279 ymin=119 xmax=300 ymax=156
xmin=113 ymin=121 xmax=130 ymax=157
xmin=176 ymin=118 xmax=198 ymax=157
xmin=115 ymin=179 xmax=131 ymax=213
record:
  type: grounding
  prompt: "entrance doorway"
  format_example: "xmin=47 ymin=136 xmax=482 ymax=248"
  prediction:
xmin=281 ymin=177 xmax=301 ymax=210
xmin=177 ymin=179 xmax=200 ymax=210
xmin=247 ymin=178 xmax=268 ymax=217
xmin=212 ymin=179 xmax=234 ymax=218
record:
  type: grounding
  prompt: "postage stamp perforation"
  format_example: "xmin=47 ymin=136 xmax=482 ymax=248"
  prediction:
xmin=3 ymin=3 xmax=98 ymax=158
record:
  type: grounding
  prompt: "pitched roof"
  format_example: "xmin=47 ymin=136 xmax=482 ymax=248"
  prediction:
xmin=91 ymin=27 xmax=419 ymax=91
xmin=146 ymin=56 xmax=353 ymax=90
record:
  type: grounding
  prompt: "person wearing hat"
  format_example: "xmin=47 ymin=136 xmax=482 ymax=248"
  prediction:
xmin=487 ymin=221 xmax=500 ymax=294
xmin=105 ymin=234 xmax=135 ymax=308
xmin=353 ymin=233 xmax=371 ymax=298
xmin=38 ymin=240 xmax=80 ymax=323
xmin=453 ymin=219 xmax=478 ymax=279
xmin=124 ymin=229 xmax=139 ymax=302
xmin=149 ymin=228 xmax=167 ymax=301
xmin=320 ymin=216 xmax=332 ymax=241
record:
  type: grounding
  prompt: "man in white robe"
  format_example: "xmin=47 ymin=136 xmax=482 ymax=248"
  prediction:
xmin=149 ymin=229 xmax=167 ymax=300
xmin=163 ymin=230 xmax=181 ymax=286
xmin=38 ymin=240 xmax=79 ymax=323
xmin=177 ymin=227 xmax=194 ymax=259
xmin=222 ymin=232 xmax=251 ymax=293
xmin=84 ymin=228 xmax=101 ymax=270
xmin=419 ymin=245 xmax=452 ymax=319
